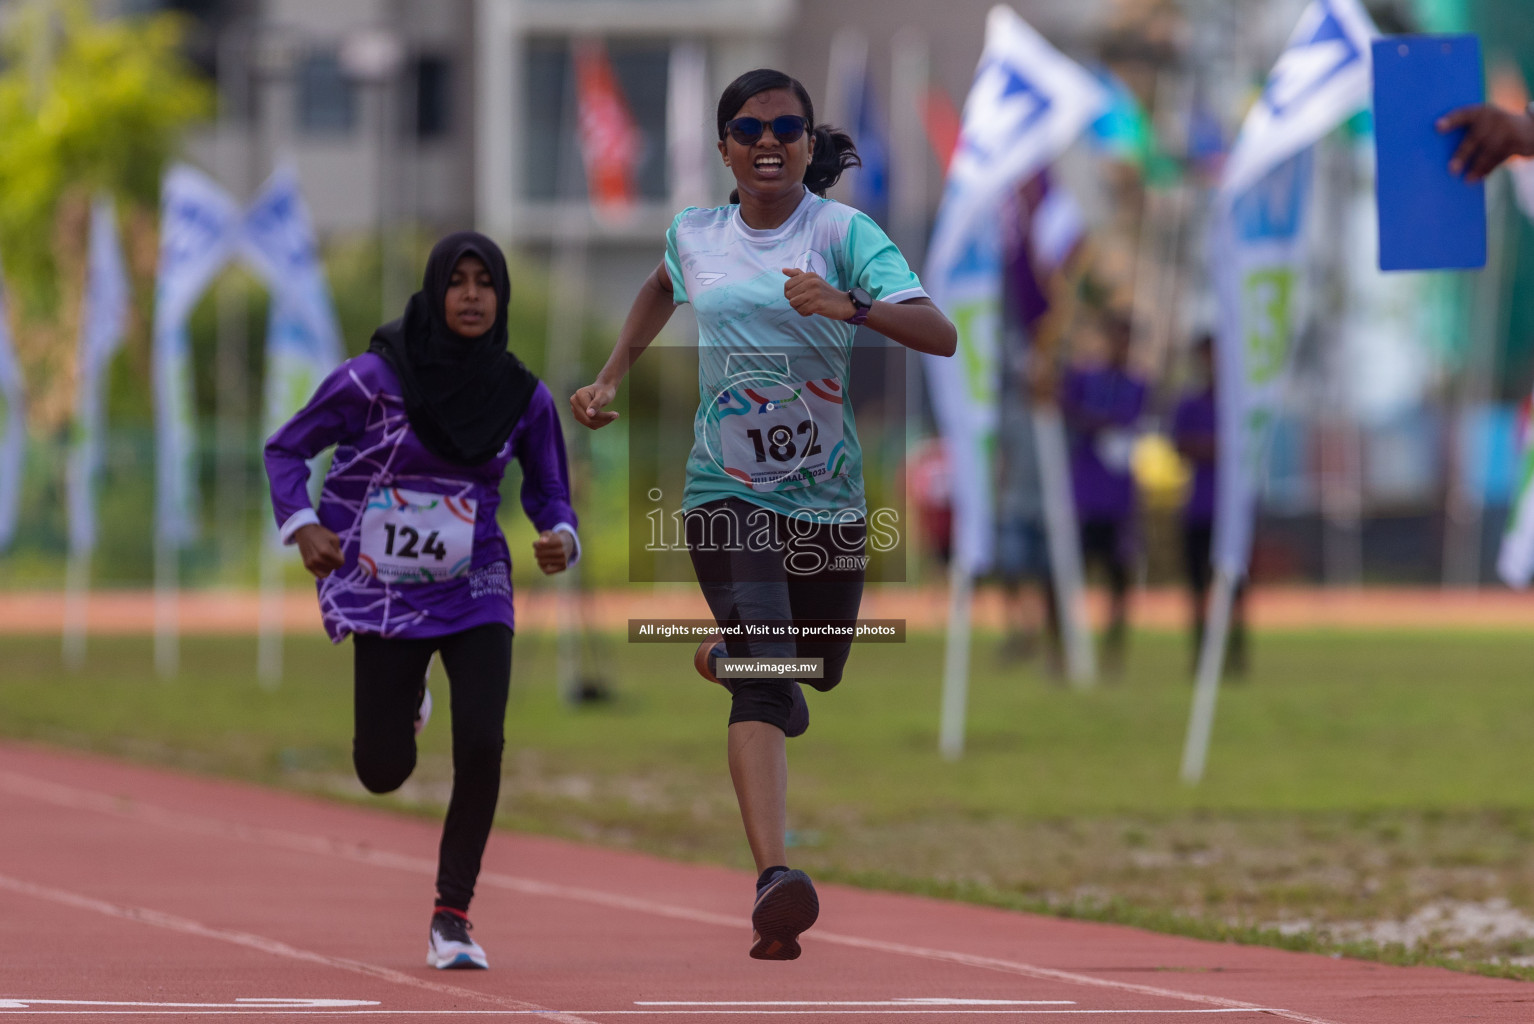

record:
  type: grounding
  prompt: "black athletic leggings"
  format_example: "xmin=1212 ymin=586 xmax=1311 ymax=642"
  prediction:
xmin=686 ymin=498 xmax=866 ymax=733
xmin=352 ymin=623 xmax=512 ymax=913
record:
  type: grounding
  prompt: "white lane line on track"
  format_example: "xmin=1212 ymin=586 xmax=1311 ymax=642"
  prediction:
xmin=0 ymin=873 xmax=597 ymax=1024
xmin=0 ymin=769 xmax=1343 ymax=1024
xmin=634 ymin=1002 xmax=1076 ymax=1007
xmin=0 ymin=1002 xmax=377 ymax=1009
xmin=0 ymin=1009 xmax=1301 ymax=1017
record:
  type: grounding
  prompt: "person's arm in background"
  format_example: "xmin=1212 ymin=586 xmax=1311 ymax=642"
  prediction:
xmin=1438 ymin=103 xmax=1534 ymax=182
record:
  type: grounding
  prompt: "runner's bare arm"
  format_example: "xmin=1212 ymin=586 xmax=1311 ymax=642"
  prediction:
xmin=570 ymin=261 xmax=678 ymax=429
xmin=780 ymin=269 xmax=956 ymax=357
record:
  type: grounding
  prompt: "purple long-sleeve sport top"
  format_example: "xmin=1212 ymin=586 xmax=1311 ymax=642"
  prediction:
xmin=1061 ymin=365 xmax=1147 ymax=523
xmin=264 ymin=352 xmax=579 ymax=642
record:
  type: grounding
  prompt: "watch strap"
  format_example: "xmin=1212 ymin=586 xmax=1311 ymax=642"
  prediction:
xmin=847 ymin=288 xmax=872 ymax=326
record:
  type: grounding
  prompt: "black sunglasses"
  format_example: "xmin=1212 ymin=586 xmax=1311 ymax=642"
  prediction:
xmin=724 ymin=114 xmax=809 ymax=146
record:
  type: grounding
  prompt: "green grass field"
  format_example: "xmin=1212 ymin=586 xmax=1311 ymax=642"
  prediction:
xmin=4 ymin=626 xmax=1534 ymax=975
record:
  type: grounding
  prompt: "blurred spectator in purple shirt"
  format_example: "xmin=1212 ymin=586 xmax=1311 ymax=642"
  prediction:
xmin=1060 ymin=313 xmax=1144 ymax=671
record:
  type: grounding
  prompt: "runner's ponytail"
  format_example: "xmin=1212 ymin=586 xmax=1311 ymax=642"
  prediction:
xmin=802 ymin=124 xmax=859 ymax=197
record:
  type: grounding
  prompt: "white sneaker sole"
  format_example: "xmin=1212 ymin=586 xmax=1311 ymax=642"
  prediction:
xmin=426 ymin=940 xmax=487 ymax=970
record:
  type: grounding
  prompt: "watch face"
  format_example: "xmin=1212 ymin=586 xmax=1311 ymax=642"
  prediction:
xmin=848 ymin=287 xmax=872 ymax=325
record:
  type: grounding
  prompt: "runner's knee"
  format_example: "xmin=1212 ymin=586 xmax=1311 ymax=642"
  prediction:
xmin=353 ymin=742 xmax=415 ymax=794
xmin=727 ymin=680 xmax=795 ymax=733
xmin=800 ymin=642 xmax=852 ymax=693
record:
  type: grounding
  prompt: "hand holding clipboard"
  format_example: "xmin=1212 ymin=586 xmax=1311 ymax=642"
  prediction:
xmin=1436 ymin=103 xmax=1534 ymax=183
xmin=1373 ymin=36 xmax=1489 ymax=271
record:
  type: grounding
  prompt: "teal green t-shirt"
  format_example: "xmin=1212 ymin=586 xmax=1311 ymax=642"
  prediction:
xmin=664 ymin=188 xmax=926 ymax=521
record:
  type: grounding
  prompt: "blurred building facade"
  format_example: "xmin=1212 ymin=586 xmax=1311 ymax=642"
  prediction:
xmin=92 ymin=0 xmax=1121 ymax=323
xmin=5 ymin=0 xmax=1526 ymax=585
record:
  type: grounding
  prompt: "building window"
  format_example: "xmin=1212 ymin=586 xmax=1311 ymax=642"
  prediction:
xmin=297 ymin=52 xmax=356 ymax=135
xmin=521 ymin=38 xmax=669 ymax=203
xmin=414 ymin=55 xmax=451 ymax=139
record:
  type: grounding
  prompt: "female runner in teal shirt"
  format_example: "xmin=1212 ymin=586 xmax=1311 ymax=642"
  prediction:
xmin=572 ymin=68 xmax=955 ymax=960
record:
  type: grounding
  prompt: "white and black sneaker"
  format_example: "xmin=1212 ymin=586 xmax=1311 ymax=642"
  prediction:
xmin=427 ymin=908 xmax=488 ymax=970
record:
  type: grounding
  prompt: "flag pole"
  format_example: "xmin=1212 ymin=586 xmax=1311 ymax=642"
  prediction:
xmin=257 ymin=537 xmax=284 ymax=687
xmin=1032 ymin=404 xmax=1095 ymax=685
xmin=549 ymin=40 xmax=590 ymax=704
xmin=938 ymin=544 xmax=974 ymax=760
xmin=1181 ymin=567 xmax=1234 ymax=783
xmin=62 ymin=548 xmax=89 ymax=670
xmin=824 ymin=28 xmax=864 ymax=148
xmin=889 ymin=29 xmax=929 ymax=258
xmin=154 ymin=536 xmax=179 ymax=678
xmin=890 ymin=27 xmax=930 ymax=594
xmin=1025 ymin=244 xmax=1095 ymax=687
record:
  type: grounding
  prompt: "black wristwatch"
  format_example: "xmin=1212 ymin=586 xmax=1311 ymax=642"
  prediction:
xmin=847 ymin=287 xmax=873 ymax=326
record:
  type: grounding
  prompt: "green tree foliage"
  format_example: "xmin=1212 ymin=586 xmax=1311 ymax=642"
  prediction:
xmin=0 ymin=0 xmax=211 ymax=427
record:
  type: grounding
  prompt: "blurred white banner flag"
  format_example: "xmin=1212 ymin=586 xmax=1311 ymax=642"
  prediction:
xmin=1210 ymin=0 xmax=1376 ymax=577
xmin=1183 ymin=0 xmax=1377 ymax=784
xmin=1220 ymin=0 xmax=1377 ymax=202
xmin=0 ymin=254 xmax=24 ymax=551
xmin=923 ymin=4 xmax=1107 ymax=574
xmin=152 ymin=164 xmax=242 ymax=546
xmin=242 ymin=163 xmax=343 ymax=493
xmin=67 ymin=198 xmax=131 ymax=556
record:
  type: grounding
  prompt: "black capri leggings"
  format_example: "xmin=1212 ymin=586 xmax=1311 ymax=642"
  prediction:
xmin=351 ymin=623 xmax=512 ymax=913
xmin=686 ymin=498 xmax=866 ymax=732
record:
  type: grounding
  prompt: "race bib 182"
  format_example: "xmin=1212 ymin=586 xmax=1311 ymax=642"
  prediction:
xmin=358 ymin=487 xmax=477 ymax=584
xmin=709 ymin=377 xmax=848 ymax=492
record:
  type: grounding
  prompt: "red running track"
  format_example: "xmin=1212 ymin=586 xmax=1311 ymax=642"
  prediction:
xmin=0 ymin=742 xmax=1529 ymax=1023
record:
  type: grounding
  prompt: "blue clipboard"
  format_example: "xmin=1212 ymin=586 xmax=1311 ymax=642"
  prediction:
xmin=1372 ymin=35 xmax=1487 ymax=272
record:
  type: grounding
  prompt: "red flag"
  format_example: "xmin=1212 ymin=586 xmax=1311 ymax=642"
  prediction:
xmin=920 ymin=84 xmax=962 ymax=173
xmin=573 ymin=40 xmax=642 ymax=217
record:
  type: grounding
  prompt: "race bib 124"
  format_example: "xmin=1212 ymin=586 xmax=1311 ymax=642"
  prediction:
xmin=358 ymin=487 xmax=477 ymax=584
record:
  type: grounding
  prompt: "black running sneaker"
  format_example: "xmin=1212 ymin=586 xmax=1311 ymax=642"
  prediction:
xmin=749 ymin=868 xmax=819 ymax=960
xmin=694 ymin=635 xmax=810 ymax=738
xmin=427 ymin=908 xmax=488 ymax=969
